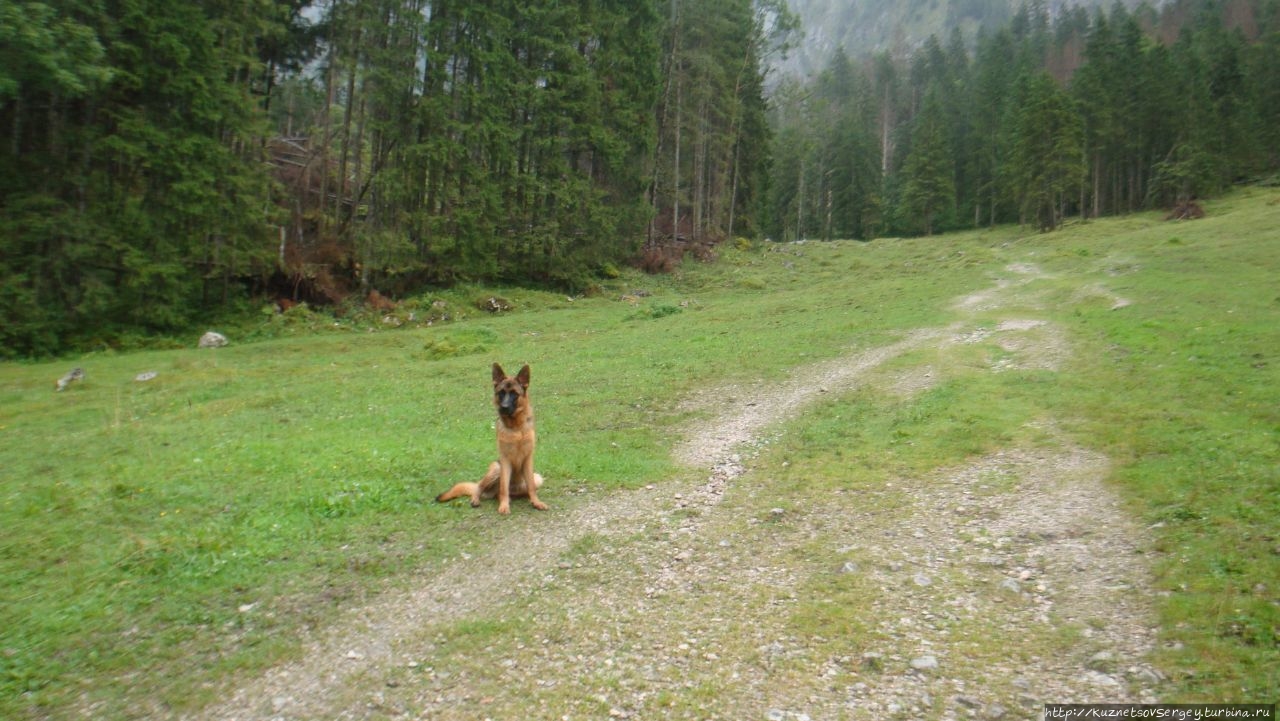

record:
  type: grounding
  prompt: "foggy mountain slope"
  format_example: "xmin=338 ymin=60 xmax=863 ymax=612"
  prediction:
xmin=773 ymin=0 xmax=1148 ymax=79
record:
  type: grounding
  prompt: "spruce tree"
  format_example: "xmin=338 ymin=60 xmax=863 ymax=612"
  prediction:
xmin=899 ymin=82 xmax=955 ymax=236
xmin=1007 ymin=71 xmax=1084 ymax=231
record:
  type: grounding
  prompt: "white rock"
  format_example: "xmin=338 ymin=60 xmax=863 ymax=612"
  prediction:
xmin=910 ymin=655 xmax=939 ymax=671
xmin=198 ymin=331 xmax=228 ymax=348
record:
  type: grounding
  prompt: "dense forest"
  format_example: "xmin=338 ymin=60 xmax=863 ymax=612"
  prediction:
xmin=0 ymin=0 xmax=791 ymax=356
xmin=2 ymin=1 xmax=1279 ymax=356
xmin=768 ymin=0 xmax=1280 ymax=240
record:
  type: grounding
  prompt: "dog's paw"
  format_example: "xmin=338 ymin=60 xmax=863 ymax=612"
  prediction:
xmin=497 ymin=502 xmax=511 ymax=515
xmin=531 ymin=500 xmax=549 ymax=511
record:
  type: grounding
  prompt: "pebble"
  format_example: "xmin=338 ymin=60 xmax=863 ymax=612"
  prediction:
xmin=1081 ymin=670 xmax=1121 ymax=687
xmin=1086 ymin=650 xmax=1115 ymax=671
xmin=910 ymin=655 xmax=939 ymax=671
xmin=1131 ymin=667 xmax=1162 ymax=684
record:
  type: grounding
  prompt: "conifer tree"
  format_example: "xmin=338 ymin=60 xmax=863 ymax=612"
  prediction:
xmin=1007 ymin=71 xmax=1084 ymax=230
xmin=899 ymin=82 xmax=955 ymax=235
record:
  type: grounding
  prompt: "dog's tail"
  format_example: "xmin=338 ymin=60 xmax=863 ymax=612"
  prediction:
xmin=435 ymin=482 xmax=477 ymax=503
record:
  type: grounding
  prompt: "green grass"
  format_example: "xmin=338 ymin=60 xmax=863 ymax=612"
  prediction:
xmin=2 ymin=188 xmax=1278 ymax=717
xmin=1036 ymin=190 xmax=1280 ymax=697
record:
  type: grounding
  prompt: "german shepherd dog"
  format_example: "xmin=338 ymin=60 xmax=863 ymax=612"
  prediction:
xmin=435 ymin=363 xmax=547 ymax=514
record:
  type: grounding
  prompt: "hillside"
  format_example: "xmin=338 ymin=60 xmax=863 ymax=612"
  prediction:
xmin=774 ymin=0 xmax=1147 ymax=78
xmin=766 ymin=0 xmax=1280 ymax=245
xmin=2 ymin=188 xmax=1277 ymax=718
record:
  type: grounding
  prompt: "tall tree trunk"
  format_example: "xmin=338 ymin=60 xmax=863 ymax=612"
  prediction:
xmin=672 ymin=68 xmax=682 ymax=241
xmin=321 ymin=29 xmax=337 ymax=223
xmin=9 ymin=93 xmax=21 ymax=159
xmin=338 ymin=23 xmax=360 ymax=226
xmin=880 ymin=86 xmax=893 ymax=177
xmin=1090 ymin=154 xmax=1100 ymax=217
xmin=796 ymin=156 xmax=805 ymax=241
xmin=693 ymin=102 xmax=705 ymax=240
xmin=727 ymin=136 xmax=740 ymax=238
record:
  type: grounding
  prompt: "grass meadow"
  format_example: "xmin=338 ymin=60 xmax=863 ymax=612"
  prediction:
xmin=2 ymin=188 xmax=1277 ymax=717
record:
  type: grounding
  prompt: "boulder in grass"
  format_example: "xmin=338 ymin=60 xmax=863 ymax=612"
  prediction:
xmin=55 ymin=367 xmax=84 ymax=392
xmin=198 ymin=331 xmax=228 ymax=348
xmin=476 ymin=296 xmax=512 ymax=313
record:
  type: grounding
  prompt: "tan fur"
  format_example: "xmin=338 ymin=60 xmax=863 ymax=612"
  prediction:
xmin=435 ymin=363 xmax=547 ymax=515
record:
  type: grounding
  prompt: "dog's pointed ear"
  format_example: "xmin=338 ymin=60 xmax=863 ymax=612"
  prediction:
xmin=516 ymin=364 xmax=530 ymax=389
xmin=492 ymin=363 xmax=506 ymax=385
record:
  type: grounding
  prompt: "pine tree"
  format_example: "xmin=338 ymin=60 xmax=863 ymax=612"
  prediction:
xmin=1243 ymin=31 xmax=1280 ymax=171
xmin=1007 ymin=71 xmax=1084 ymax=231
xmin=899 ymin=82 xmax=955 ymax=236
xmin=652 ymin=0 xmax=785 ymax=246
xmin=970 ymin=28 xmax=1018 ymax=225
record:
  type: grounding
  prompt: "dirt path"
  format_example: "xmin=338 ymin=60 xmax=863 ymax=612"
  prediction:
xmin=192 ymin=266 xmax=1159 ymax=720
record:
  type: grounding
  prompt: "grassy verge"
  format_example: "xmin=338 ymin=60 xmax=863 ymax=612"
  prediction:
xmin=2 ymin=189 xmax=1277 ymax=717
xmin=1034 ymin=189 xmax=1280 ymax=698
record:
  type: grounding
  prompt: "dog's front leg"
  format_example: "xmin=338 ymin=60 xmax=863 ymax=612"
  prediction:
xmin=497 ymin=458 xmax=512 ymax=515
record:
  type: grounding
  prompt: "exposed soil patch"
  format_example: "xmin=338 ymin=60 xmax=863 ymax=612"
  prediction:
xmin=773 ymin=442 xmax=1161 ymax=719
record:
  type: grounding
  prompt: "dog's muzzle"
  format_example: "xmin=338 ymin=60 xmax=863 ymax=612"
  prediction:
xmin=497 ymin=391 xmax=518 ymax=416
